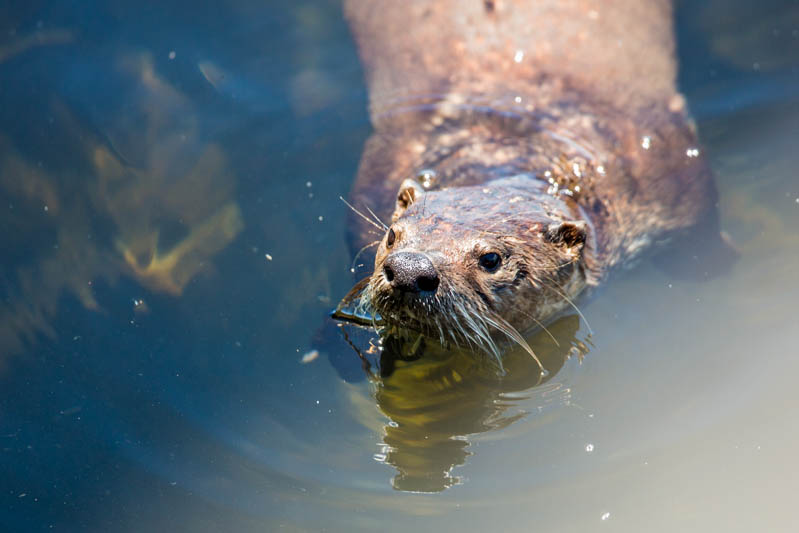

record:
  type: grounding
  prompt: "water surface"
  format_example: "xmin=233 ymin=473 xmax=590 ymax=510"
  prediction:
xmin=1 ymin=1 xmax=798 ymax=531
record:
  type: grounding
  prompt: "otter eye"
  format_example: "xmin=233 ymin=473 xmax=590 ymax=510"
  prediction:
xmin=386 ymin=228 xmax=396 ymax=247
xmin=479 ymin=252 xmax=501 ymax=272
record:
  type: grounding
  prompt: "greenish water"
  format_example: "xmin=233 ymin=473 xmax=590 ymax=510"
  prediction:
xmin=1 ymin=1 xmax=797 ymax=531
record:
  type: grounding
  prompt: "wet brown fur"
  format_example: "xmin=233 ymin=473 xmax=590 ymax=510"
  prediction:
xmin=342 ymin=0 xmax=723 ymax=360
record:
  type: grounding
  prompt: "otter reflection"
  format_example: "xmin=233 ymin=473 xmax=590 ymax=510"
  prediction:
xmin=343 ymin=315 xmax=589 ymax=493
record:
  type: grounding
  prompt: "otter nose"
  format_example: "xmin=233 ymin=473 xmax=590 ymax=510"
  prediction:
xmin=383 ymin=251 xmax=439 ymax=293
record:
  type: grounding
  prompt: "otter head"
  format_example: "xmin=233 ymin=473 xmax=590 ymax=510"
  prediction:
xmin=365 ymin=174 xmax=588 ymax=362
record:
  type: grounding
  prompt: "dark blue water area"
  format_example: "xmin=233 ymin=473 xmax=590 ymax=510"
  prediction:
xmin=1 ymin=1 xmax=369 ymax=530
xmin=0 ymin=0 xmax=797 ymax=531
xmin=675 ymin=0 xmax=799 ymax=118
xmin=0 ymin=280 xmax=348 ymax=530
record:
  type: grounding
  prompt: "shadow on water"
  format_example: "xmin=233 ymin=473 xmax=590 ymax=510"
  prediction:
xmin=327 ymin=314 xmax=591 ymax=493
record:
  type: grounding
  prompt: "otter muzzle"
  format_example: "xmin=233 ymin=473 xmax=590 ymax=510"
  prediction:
xmin=383 ymin=251 xmax=439 ymax=294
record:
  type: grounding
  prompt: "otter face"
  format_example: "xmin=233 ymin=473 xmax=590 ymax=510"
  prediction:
xmin=365 ymin=176 xmax=588 ymax=358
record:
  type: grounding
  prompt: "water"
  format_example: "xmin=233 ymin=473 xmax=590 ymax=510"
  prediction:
xmin=1 ymin=1 xmax=798 ymax=531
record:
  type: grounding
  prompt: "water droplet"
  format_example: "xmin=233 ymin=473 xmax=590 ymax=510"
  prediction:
xmin=641 ymin=136 xmax=651 ymax=150
xmin=513 ymin=49 xmax=524 ymax=63
xmin=601 ymin=512 xmax=611 ymax=521
xmin=417 ymin=169 xmax=437 ymax=188
xmin=585 ymin=443 xmax=595 ymax=452
xmin=300 ymin=350 xmax=319 ymax=364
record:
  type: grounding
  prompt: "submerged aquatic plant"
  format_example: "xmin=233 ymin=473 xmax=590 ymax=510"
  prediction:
xmin=0 ymin=52 xmax=243 ymax=360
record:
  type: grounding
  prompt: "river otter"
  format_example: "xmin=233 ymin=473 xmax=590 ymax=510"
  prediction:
xmin=337 ymin=1 xmax=728 ymax=372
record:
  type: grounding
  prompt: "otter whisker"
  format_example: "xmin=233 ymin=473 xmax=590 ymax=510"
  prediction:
xmin=515 ymin=308 xmax=560 ymax=347
xmin=339 ymin=196 xmax=387 ymax=231
xmin=483 ymin=311 xmax=545 ymax=376
xmin=453 ymin=302 xmax=475 ymax=347
xmin=363 ymin=204 xmax=389 ymax=230
xmin=450 ymin=301 xmax=474 ymax=346
xmin=455 ymin=300 xmax=505 ymax=373
xmin=473 ymin=313 xmax=502 ymax=363
xmin=350 ymin=239 xmax=381 ymax=272
xmin=434 ymin=315 xmax=445 ymax=346
xmin=555 ymin=257 xmax=580 ymax=271
xmin=544 ymin=283 xmax=594 ymax=335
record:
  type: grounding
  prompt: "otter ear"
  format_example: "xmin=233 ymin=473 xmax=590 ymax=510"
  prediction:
xmin=392 ymin=178 xmax=425 ymax=221
xmin=544 ymin=221 xmax=587 ymax=249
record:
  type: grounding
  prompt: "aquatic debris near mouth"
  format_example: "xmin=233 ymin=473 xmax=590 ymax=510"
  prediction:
xmin=331 ymin=277 xmax=385 ymax=328
xmin=331 ymin=275 xmax=547 ymax=376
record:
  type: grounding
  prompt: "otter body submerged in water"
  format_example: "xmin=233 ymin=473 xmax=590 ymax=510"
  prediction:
xmin=338 ymin=1 xmax=727 ymax=369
